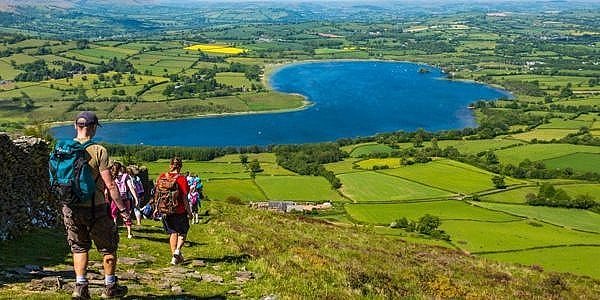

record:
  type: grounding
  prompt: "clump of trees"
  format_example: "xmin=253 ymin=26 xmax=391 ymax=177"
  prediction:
xmin=105 ymin=143 xmax=267 ymax=162
xmin=390 ymin=214 xmax=450 ymax=241
xmin=274 ymin=143 xmax=346 ymax=188
xmin=526 ymin=183 xmax=597 ymax=210
xmin=15 ymin=60 xmax=85 ymax=81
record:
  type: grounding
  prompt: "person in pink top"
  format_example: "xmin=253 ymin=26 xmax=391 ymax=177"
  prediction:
xmin=109 ymin=162 xmax=139 ymax=239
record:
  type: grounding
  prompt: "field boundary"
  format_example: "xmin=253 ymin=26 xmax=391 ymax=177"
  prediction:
xmin=469 ymin=201 xmax=600 ymax=234
xmin=473 ymin=244 xmax=600 ymax=255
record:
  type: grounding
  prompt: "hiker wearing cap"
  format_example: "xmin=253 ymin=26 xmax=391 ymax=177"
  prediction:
xmin=151 ymin=157 xmax=191 ymax=265
xmin=52 ymin=111 xmax=129 ymax=299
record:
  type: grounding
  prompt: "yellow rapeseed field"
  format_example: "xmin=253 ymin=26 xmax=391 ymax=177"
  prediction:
xmin=184 ymin=44 xmax=246 ymax=55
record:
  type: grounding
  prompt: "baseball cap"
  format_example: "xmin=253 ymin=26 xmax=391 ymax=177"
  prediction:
xmin=75 ymin=111 xmax=101 ymax=127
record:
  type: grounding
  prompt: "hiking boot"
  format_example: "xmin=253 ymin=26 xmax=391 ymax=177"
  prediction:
xmin=100 ymin=282 xmax=128 ymax=299
xmin=171 ymin=252 xmax=184 ymax=265
xmin=72 ymin=282 xmax=91 ymax=300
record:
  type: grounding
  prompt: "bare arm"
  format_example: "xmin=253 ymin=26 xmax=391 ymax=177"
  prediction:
xmin=101 ymin=169 xmax=126 ymax=211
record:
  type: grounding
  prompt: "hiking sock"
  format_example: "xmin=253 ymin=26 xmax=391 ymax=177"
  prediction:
xmin=105 ymin=274 xmax=116 ymax=286
xmin=173 ymin=249 xmax=181 ymax=256
xmin=76 ymin=275 xmax=88 ymax=284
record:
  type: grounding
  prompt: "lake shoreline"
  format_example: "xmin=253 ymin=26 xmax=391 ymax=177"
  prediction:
xmin=50 ymin=59 xmax=509 ymax=128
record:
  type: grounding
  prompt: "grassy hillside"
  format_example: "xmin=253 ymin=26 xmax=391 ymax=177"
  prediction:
xmin=1 ymin=201 xmax=599 ymax=299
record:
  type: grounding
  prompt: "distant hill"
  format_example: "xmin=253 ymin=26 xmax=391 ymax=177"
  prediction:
xmin=0 ymin=0 xmax=157 ymax=11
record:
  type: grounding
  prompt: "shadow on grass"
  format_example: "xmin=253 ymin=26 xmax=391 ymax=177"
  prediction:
xmin=133 ymin=227 xmax=165 ymax=234
xmin=0 ymin=228 xmax=72 ymax=287
xmin=126 ymin=294 xmax=226 ymax=299
xmin=186 ymin=254 xmax=251 ymax=264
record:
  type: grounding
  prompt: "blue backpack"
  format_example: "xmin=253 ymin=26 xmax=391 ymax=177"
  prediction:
xmin=49 ymin=139 xmax=97 ymax=205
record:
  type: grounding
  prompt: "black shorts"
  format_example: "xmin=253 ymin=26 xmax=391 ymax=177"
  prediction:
xmin=162 ymin=213 xmax=190 ymax=235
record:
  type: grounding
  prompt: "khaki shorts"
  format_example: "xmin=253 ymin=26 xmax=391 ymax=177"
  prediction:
xmin=62 ymin=205 xmax=119 ymax=255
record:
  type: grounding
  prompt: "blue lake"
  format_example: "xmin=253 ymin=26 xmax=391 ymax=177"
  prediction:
xmin=52 ymin=61 xmax=510 ymax=146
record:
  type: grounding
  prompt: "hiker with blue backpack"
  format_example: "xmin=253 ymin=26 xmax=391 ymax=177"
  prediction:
xmin=49 ymin=111 xmax=128 ymax=299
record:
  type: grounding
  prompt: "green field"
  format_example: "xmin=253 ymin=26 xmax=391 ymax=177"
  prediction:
xmin=349 ymin=143 xmax=393 ymax=157
xmin=323 ymin=158 xmax=361 ymax=175
xmin=495 ymin=144 xmax=600 ymax=165
xmin=473 ymin=202 xmax=600 ymax=233
xmin=543 ymin=153 xmax=600 ymax=173
xmin=338 ymin=171 xmax=453 ymax=201
xmin=537 ymin=118 xmax=592 ymax=129
xmin=356 ymin=158 xmax=403 ymax=169
xmin=215 ymin=72 xmax=253 ymax=88
xmin=509 ymin=129 xmax=578 ymax=141
xmin=255 ymin=176 xmax=344 ymax=201
xmin=482 ymin=246 xmax=600 ymax=278
xmin=203 ymin=178 xmax=266 ymax=201
xmin=440 ymin=219 xmax=600 ymax=253
xmin=379 ymin=159 xmax=524 ymax=194
xmin=346 ymin=200 xmax=521 ymax=225
xmin=210 ymin=153 xmax=277 ymax=163
xmin=481 ymin=186 xmax=539 ymax=204
xmin=144 ymin=160 xmax=249 ymax=180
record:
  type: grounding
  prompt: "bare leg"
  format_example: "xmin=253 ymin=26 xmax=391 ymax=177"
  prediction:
xmin=73 ymin=252 xmax=88 ymax=278
xmin=176 ymin=234 xmax=186 ymax=251
xmin=169 ymin=233 xmax=178 ymax=254
xmin=103 ymin=253 xmax=117 ymax=276
xmin=126 ymin=225 xmax=132 ymax=238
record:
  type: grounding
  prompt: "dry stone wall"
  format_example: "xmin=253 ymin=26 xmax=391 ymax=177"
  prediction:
xmin=0 ymin=133 xmax=58 ymax=241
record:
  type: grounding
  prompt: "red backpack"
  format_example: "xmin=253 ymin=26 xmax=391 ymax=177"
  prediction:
xmin=153 ymin=173 xmax=180 ymax=214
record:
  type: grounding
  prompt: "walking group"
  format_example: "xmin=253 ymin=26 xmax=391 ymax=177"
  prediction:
xmin=48 ymin=111 xmax=203 ymax=299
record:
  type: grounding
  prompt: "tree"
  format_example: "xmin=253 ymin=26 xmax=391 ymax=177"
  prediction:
xmin=240 ymin=154 xmax=249 ymax=166
xmin=248 ymin=159 xmax=262 ymax=173
xmin=492 ymin=175 xmax=506 ymax=189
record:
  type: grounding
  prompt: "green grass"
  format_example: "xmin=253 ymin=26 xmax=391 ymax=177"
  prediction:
xmin=481 ymin=187 xmax=538 ymax=204
xmin=346 ymin=200 xmax=521 ymax=225
xmin=509 ymin=129 xmax=578 ymax=141
xmin=441 ymin=219 xmax=600 ymax=253
xmin=203 ymin=178 xmax=266 ymax=201
xmin=257 ymin=163 xmax=297 ymax=176
xmin=239 ymin=92 xmax=305 ymax=111
xmin=560 ymin=184 xmax=600 ymax=197
xmin=0 ymin=61 xmax=22 ymax=80
xmin=215 ymin=72 xmax=253 ymax=88
xmin=495 ymin=144 xmax=600 ymax=165
xmin=0 ymin=85 xmax=63 ymax=100
xmin=323 ymin=158 xmax=361 ymax=175
xmin=255 ymin=175 xmax=344 ymax=201
xmin=379 ymin=159 xmax=523 ymax=194
xmin=543 ymin=153 xmax=600 ymax=173
xmin=349 ymin=143 xmax=393 ymax=157
xmin=434 ymin=139 xmax=523 ymax=154
xmin=0 ymin=53 xmax=38 ymax=65
xmin=472 ymin=202 xmax=600 ymax=233
xmin=3 ymin=202 xmax=599 ymax=298
xmin=482 ymin=246 xmax=600 ymax=278
xmin=356 ymin=158 xmax=403 ymax=169
xmin=338 ymin=171 xmax=452 ymax=201
xmin=144 ymin=161 xmax=249 ymax=180
xmin=209 ymin=153 xmax=277 ymax=163
xmin=537 ymin=118 xmax=592 ymax=129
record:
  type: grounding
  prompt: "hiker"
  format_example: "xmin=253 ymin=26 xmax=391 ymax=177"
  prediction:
xmin=110 ymin=162 xmax=138 ymax=238
xmin=188 ymin=185 xmax=200 ymax=224
xmin=152 ymin=157 xmax=191 ymax=265
xmin=128 ymin=166 xmax=145 ymax=226
xmin=49 ymin=111 xmax=128 ymax=299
